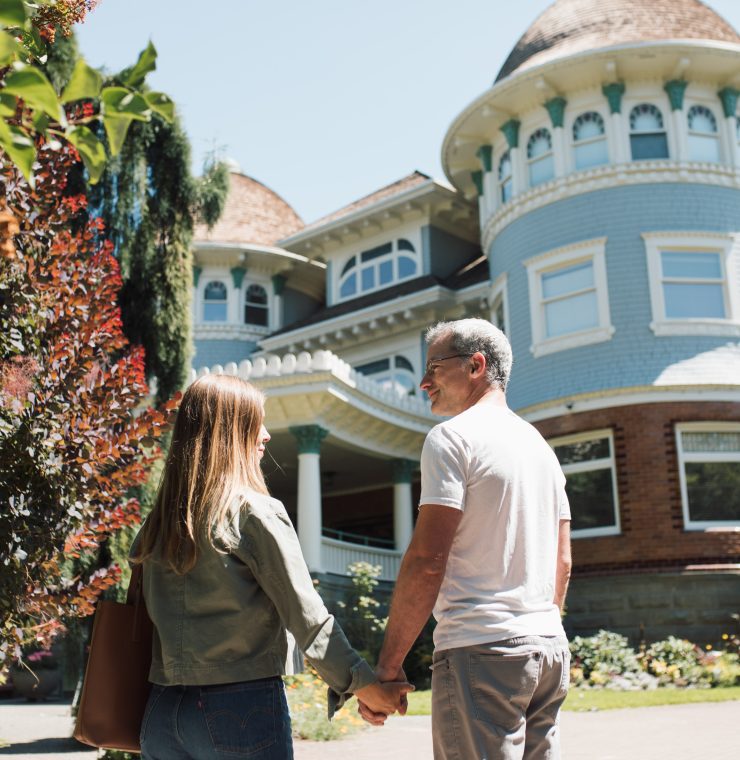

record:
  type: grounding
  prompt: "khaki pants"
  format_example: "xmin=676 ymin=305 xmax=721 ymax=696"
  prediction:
xmin=431 ymin=636 xmax=570 ymax=760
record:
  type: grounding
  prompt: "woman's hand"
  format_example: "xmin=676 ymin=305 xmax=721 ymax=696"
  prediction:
xmin=354 ymin=679 xmax=414 ymax=725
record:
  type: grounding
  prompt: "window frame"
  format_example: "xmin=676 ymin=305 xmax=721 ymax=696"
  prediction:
xmin=526 ymin=127 xmax=555 ymax=187
xmin=202 ymin=279 xmax=229 ymax=323
xmin=490 ymin=272 xmax=510 ymax=335
xmin=686 ymin=103 xmax=721 ymax=163
xmin=642 ymin=232 xmax=740 ymax=337
xmin=675 ymin=421 xmax=740 ymax=530
xmin=549 ymin=428 xmax=621 ymax=539
xmin=628 ymin=103 xmax=670 ymax=161
xmin=571 ymin=110 xmax=609 ymax=170
xmin=355 ymin=354 xmax=418 ymax=397
xmin=244 ymin=282 xmax=269 ymax=327
xmin=498 ymin=149 xmax=513 ymax=203
xmin=337 ymin=237 xmax=420 ymax=302
xmin=524 ymin=237 xmax=614 ymax=357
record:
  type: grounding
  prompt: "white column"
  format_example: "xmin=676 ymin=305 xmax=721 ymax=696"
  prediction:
xmin=723 ymin=116 xmax=740 ymax=168
xmin=511 ymin=147 xmax=526 ymax=196
xmin=610 ymin=112 xmax=628 ymax=163
xmin=391 ymin=459 xmax=416 ymax=552
xmin=552 ymin=126 xmax=567 ymax=177
xmin=671 ymin=108 xmax=688 ymax=162
xmin=291 ymin=425 xmax=328 ymax=572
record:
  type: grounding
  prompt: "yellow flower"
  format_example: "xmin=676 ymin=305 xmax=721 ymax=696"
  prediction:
xmin=722 ymin=634 xmax=729 ymax=640
xmin=706 ymin=644 xmax=713 ymax=651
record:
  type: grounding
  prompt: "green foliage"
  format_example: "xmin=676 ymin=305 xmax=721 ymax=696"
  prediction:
xmin=284 ymin=671 xmax=365 ymax=741
xmin=569 ymin=630 xmax=648 ymax=689
xmin=336 ymin=562 xmax=387 ymax=663
xmin=195 ymin=156 xmax=230 ymax=230
xmin=644 ymin=636 xmax=707 ymax=686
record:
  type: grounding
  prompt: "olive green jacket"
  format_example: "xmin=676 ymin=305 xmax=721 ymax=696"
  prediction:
xmin=133 ymin=491 xmax=375 ymax=714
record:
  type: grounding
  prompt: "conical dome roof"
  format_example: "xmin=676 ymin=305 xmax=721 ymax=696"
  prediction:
xmin=496 ymin=0 xmax=740 ymax=82
xmin=194 ymin=172 xmax=303 ymax=246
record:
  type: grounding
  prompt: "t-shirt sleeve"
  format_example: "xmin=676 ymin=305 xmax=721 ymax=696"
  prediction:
xmin=419 ymin=423 xmax=469 ymax=510
xmin=558 ymin=471 xmax=571 ymax=521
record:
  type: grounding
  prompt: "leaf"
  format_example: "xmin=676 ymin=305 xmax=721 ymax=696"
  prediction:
xmin=0 ymin=0 xmax=25 ymax=27
xmin=60 ymin=58 xmax=103 ymax=103
xmin=66 ymin=126 xmax=106 ymax=183
xmin=3 ymin=65 xmax=61 ymax=121
xmin=100 ymin=86 xmax=150 ymax=121
xmin=144 ymin=91 xmax=174 ymax=122
xmin=119 ymin=40 xmax=157 ymax=88
xmin=0 ymin=92 xmax=16 ymax=117
xmin=102 ymin=112 xmax=133 ymax=156
xmin=0 ymin=28 xmax=19 ymax=65
xmin=0 ymin=119 xmax=35 ymax=185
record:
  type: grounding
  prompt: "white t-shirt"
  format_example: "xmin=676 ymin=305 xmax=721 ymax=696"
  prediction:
xmin=420 ymin=402 xmax=570 ymax=651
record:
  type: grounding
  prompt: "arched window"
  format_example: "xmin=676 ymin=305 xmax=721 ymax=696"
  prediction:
xmin=572 ymin=111 xmax=608 ymax=169
xmin=687 ymin=105 xmax=720 ymax=162
xmin=244 ymin=284 xmax=268 ymax=326
xmin=527 ymin=128 xmax=554 ymax=187
xmin=629 ymin=104 xmax=669 ymax=160
xmin=203 ymin=280 xmax=227 ymax=322
xmin=338 ymin=239 xmax=418 ymax=300
xmin=356 ymin=355 xmax=417 ymax=397
xmin=498 ymin=150 xmax=512 ymax=203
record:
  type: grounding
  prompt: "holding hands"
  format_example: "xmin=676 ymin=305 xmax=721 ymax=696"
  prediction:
xmin=356 ymin=665 xmax=412 ymax=726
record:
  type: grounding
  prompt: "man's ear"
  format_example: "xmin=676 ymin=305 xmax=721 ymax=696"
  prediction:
xmin=471 ymin=352 xmax=486 ymax=376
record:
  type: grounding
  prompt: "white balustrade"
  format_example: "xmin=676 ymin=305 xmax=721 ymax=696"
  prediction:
xmin=320 ymin=537 xmax=402 ymax=581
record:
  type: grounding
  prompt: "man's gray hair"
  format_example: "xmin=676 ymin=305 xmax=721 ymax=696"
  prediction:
xmin=425 ymin=318 xmax=513 ymax=391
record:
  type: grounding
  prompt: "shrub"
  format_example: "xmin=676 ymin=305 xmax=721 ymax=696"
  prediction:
xmin=335 ymin=562 xmax=387 ymax=663
xmin=569 ymin=630 xmax=655 ymax=690
xmin=644 ymin=636 xmax=708 ymax=687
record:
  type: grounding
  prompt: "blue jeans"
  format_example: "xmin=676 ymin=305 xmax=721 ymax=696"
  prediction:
xmin=140 ymin=676 xmax=293 ymax=759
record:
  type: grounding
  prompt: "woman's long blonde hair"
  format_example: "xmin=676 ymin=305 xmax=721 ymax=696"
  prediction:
xmin=132 ymin=374 xmax=269 ymax=573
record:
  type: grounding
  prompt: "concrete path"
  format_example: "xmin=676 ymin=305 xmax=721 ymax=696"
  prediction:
xmin=0 ymin=697 xmax=738 ymax=759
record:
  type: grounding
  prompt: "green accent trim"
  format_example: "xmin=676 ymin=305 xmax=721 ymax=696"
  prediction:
xmin=476 ymin=144 xmax=493 ymax=172
xmin=544 ymin=97 xmax=567 ymax=128
xmin=664 ymin=80 xmax=688 ymax=111
xmin=192 ymin=265 xmax=202 ymax=287
xmin=272 ymin=273 xmax=287 ymax=296
xmin=718 ymin=87 xmax=739 ymax=118
xmin=230 ymin=266 xmax=247 ymax=289
xmin=602 ymin=82 xmax=625 ymax=114
xmin=500 ymin=119 xmax=520 ymax=149
xmin=290 ymin=425 xmax=328 ymax=454
xmin=471 ymin=170 xmax=484 ymax=197
xmin=390 ymin=459 xmax=417 ymax=484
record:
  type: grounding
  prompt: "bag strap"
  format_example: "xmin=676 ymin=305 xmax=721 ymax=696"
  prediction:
xmin=125 ymin=564 xmax=149 ymax=643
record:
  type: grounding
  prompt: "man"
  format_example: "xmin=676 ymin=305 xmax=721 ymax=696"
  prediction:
xmin=360 ymin=318 xmax=572 ymax=760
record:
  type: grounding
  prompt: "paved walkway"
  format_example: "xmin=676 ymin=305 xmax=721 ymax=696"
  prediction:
xmin=0 ymin=697 xmax=738 ymax=759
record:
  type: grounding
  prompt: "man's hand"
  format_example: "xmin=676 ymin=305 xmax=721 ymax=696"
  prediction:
xmin=355 ymin=676 xmax=414 ymax=726
xmin=357 ymin=667 xmax=411 ymax=726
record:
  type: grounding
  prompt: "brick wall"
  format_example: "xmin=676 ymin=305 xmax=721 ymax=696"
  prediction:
xmin=533 ymin=400 xmax=740 ymax=574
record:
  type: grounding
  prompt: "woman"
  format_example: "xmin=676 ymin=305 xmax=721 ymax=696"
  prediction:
xmin=131 ymin=374 xmax=410 ymax=759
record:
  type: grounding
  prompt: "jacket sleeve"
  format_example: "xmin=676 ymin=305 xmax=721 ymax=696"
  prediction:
xmin=232 ymin=497 xmax=376 ymax=715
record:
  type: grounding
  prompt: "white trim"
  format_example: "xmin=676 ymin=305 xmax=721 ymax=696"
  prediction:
xmin=194 ymin=324 xmax=270 ymax=341
xmin=490 ymin=272 xmax=510 ymax=335
xmin=642 ymin=231 xmax=740 ymax=336
xmin=524 ymin=237 xmax=613 ymax=357
xmin=480 ymin=161 xmax=740 ymax=252
xmin=675 ymin=421 xmax=740 ymax=530
xmin=519 ymin=386 xmax=740 ymax=423
xmin=548 ymin=428 xmax=621 ymax=538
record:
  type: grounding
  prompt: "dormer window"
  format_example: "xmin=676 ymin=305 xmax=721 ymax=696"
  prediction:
xmin=572 ymin=111 xmax=608 ymax=169
xmin=527 ymin=128 xmax=554 ymax=187
xmin=356 ymin=355 xmax=417 ymax=397
xmin=498 ymin=150 xmax=512 ymax=203
xmin=629 ymin=104 xmax=668 ymax=160
xmin=687 ymin=105 xmax=720 ymax=162
xmin=338 ymin=239 xmax=418 ymax=301
xmin=203 ymin=280 xmax=228 ymax=322
xmin=245 ymin=284 xmax=268 ymax=326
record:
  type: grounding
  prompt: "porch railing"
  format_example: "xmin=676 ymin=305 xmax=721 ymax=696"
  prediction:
xmin=320 ymin=536 xmax=402 ymax=581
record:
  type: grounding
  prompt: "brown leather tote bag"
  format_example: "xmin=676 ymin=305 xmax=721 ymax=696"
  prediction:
xmin=74 ymin=563 xmax=153 ymax=753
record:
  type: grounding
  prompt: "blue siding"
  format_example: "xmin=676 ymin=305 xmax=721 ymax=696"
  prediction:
xmin=489 ymin=183 xmax=740 ymax=410
xmin=193 ymin=340 xmax=258 ymax=369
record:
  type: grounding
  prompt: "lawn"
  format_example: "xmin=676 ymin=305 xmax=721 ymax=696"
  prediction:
xmin=405 ymin=685 xmax=740 ymax=715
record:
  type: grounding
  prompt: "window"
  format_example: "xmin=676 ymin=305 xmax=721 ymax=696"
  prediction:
xmin=676 ymin=424 xmax=740 ymax=529
xmin=498 ymin=150 xmax=512 ymax=203
xmin=736 ymin=115 xmax=740 ymax=146
xmin=525 ymin=238 xmax=614 ymax=357
xmin=629 ymin=104 xmax=669 ymax=160
xmin=338 ymin=239 xmax=418 ymax=301
xmin=490 ymin=273 xmax=509 ymax=335
xmin=527 ymin=128 xmax=554 ymax=186
xmin=550 ymin=431 xmax=620 ymax=537
xmin=355 ymin=355 xmax=417 ymax=397
xmin=687 ymin=105 xmax=720 ymax=162
xmin=245 ymin=283 xmax=268 ymax=326
xmin=643 ymin=232 xmax=739 ymax=336
xmin=572 ymin=111 xmax=608 ymax=169
xmin=203 ymin=280 xmax=228 ymax=322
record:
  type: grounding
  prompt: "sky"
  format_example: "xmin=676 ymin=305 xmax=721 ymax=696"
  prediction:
xmin=75 ymin=0 xmax=740 ymax=224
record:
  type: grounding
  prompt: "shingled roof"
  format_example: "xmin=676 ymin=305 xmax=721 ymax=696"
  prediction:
xmin=194 ymin=172 xmax=304 ymax=246
xmin=496 ymin=0 xmax=740 ymax=82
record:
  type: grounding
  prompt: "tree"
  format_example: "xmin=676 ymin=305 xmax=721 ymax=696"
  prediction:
xmin=0 ymin=0 xmax=177 ymax=660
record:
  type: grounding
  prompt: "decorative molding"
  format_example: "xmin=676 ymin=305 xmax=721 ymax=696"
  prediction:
xmin=602 ymin=82 xmax=625 ymax=114
xmin=545 ymin=96 xmax=567 ymax=128
xmin=650 ymin=320 xmax=740 ymax=337
xmin=481 ymin=161 xmax=740 ymax=251
xmin=272 ymin=273 xmax=287 ymax=296
xmin=193 ymin=265 xmax=202 ymax=287
xmin=390 ymin=458 xmax=417 ymax=484
xmin=476 ymin=144 xmax=493 ymax=172
xmin=717 ymin=87 xmax=739 ymax=118
xmin=500 ymin=119 xmax=521 ymax=149
xmin=194 ymin=324 xmax=270 ymax=341
xmin=522 ymin=237 xmax=608 ymax=268
xmin=290 ymin=424 xmax=329 ymax=454
xmin=471 ymin=170 xmax=484 ymax=197
xmin=230 ymin=266 xmax=247 ymax=289
xmin=664 ymin=79 xmax=688 ymax=111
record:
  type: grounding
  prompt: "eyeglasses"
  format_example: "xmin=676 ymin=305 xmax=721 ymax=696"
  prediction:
xmin=424 ymin=353 xmax=473 ymax=376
